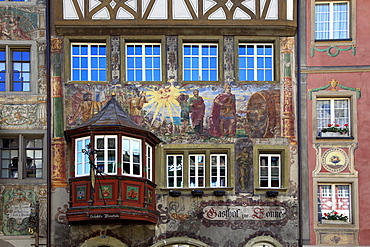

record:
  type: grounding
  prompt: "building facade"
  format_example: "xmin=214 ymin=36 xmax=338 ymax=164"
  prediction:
xmin=1 ymin=1 xmax=300 ymax=247
xmin=300 ymin=0 xmax=370 ymax=246
xmin=0 ymin=0 xmax=48 ymax=246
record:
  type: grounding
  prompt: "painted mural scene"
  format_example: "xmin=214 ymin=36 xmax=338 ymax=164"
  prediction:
xmin=1 ymin=0 xmax=370 ymax=247
xmin=65 ymin=82 xmax=281 ymax=143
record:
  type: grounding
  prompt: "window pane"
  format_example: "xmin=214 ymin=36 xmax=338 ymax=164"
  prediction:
xmin=71 ymin=44 xmax=106 ymax=81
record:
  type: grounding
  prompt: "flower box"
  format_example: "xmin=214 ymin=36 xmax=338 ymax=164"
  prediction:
xmin=321 ymin=132 xmax=348 ymax=138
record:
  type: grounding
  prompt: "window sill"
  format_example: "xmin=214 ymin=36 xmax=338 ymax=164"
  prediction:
xmin=315 ymin=38 xmax=353 ymax=43
xmin=317 ymin=220 xmax=355 ymax=228
xmin=254 ymin=188 xmax=288 ymax=195
xmin=316 ymin=136 xmax=354 ymax=140
xmin=161 ymin=187 xmax=234 ymax=193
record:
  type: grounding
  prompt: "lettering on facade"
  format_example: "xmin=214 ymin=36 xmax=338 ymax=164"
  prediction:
xmin=89 ymin=213 xmax=120 ymax=219
xmin=7 ymin=202 xmax=32 ymax=224
xmin=203 ymin=206 xmax=286 ymax=221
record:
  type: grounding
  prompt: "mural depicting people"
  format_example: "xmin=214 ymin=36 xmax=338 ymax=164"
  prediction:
xmin=9 ymin=16 xmax=31 ymax=40
xmin=68 ymin=93 xmax=110 ymax=125
xmin=189 ymin=90 xmax=205 ymax=134
xmin=209 ymin=84 xmax=236 ymax=137
xmin=69 ymin=86 xmax=93 ymax=114
xmin=176 ymin=93 xmax=190 ymax=133
xmin=127 ymin=91 xmax=148 ymax=126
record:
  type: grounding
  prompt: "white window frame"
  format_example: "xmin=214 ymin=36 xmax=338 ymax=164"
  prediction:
xmin=146 ymin=143 xmax=153 ymax=181
xmin=316 ymin=97 xmax=351 ymax=137
xmin=122 ymin=137 xmax=142 ymax=177
xmin=259 ymin=154 xmax=281 ymax=188
xmin=183 ymin=43 xmax=218 ymax=81
xmin=210 ymin=154 xmax=227 ymax=188
xmin=315 ymin=1 xmax=350 ymax=40
xmin=125 ymin=43 xmax=161 ymax=82
xmin=167 ymin=154 xmax=183 ymax=188
xmin=318 ymin=183 xmax=351 ymax=223
xmin=166 ymin=153 xmax=228 ymax=189
xmin=71 ymin=42 xmax=107 ymax=82
xmin=189 ymin=154 xmax=205 ymax=188
xmin=75 ymin=136 xmax=91 ymax=177
xmin=95 ymin=135 xmax=117 ymax=175
xmin=238 ymin=43 xmax=274 ymax=82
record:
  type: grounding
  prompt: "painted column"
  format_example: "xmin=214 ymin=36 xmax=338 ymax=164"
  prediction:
xmin=166 ymin=36 xmax=178 ymax=82
xmin=224 ymin=36 xmax=234 ymax=82
xmin=281 ymin=37 xmax=296 ymax=144
xmin=51 ymin=38 xmax=67 ymax=188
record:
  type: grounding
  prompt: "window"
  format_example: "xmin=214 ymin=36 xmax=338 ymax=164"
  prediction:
xmin=189 ymin=155 xmax=205 ymax=188
xmin=259 ymin=154 xmax=281 ymax=188
xmin=316 ymin=98 xmax=350 ymax=136
xmin=166 ymin=153 xmax=228 ymax=188
xmin=122 ymin=137 xmax=141 ymax=176
xmin=239 ymin=44 xmax=274 ymax=81
xmin=318 ymin=184 xmax=351 ymax=222
xmin=253 ymin=145 xmax=288 ymax=193
xmin=210 ymin=154 xmax=227 ymax=187
xmin=167 ymin=155 xmax=183 ymax=188
xmin=0 ymin=46 xmax=30 ymax=91
xmin=95 ymin=135 xmax=117 ymax=174
xmin=126 ymin=43 xmax=161 ymax=81
xmin=75 ymin=137 xmax=91 ymax=176
xmin=183 ymin=43 xmax=218 ymax=81
xmin=0 ymin=135 xmax=43 ymax=179
xmin=315 ymin=1 xmax=349 ymax=40
xmin=71 ymin=43 xmax=106 ymax=81
xmin=146 ymin=143 xmax=153 ymax=181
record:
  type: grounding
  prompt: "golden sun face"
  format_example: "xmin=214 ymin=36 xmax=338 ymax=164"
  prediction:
xmin=145 ymin=84 xmax=183 ymax=124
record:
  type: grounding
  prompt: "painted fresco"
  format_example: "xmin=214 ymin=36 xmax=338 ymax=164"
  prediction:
xmin=0 ymin=8 xmax=38 ymax=40
xmin=65 ymin=82 xmax=280 ymax=143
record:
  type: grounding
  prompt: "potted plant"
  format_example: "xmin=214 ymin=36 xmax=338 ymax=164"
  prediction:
xmin=321 ymin=123 xmax=349 ymax=137
xmin=321 ymin=210 xmax=348 ymax=224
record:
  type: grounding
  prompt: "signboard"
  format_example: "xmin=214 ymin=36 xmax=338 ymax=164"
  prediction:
xmin=89 ymin=213 xmax=120 ymax=219
xmin=203 ymin=206 xmax=286 ymax=221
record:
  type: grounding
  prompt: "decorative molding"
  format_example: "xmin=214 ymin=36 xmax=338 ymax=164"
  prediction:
xmin=311 ymin=45 xmax=356 ymax=57
xmin=309 ymin=79 xmax=361 ymax=100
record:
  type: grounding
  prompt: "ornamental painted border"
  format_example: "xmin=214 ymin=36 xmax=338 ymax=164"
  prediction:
xmin=309 ymin=80 xmax=361 ymax=100
xmin=311 ymin=45 xmax=356 ymax=57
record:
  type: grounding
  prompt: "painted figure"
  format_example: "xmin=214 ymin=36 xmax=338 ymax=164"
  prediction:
xmin=189 ymin=90 xmax=205 ymax=134
xmin=68 ymin=93 xmax=110 ymax=125
xmin=128 ymin=91 xmax=148 ymax=126
xmin=176 ymin=93 xmax=190 ymax=133
xmin=209 ymin=84 xmax=236 ymax=137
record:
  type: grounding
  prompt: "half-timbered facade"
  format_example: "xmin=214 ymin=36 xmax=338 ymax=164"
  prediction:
xmin=47 ymin=1 xmax=299 ymax=246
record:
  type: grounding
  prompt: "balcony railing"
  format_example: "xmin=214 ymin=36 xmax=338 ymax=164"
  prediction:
xmin=67 ymin=175 xmax=158 ymax=224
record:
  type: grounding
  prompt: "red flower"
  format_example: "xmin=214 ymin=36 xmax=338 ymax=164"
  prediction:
xmin=344 ymin=124 xmax=348 ymax=127
xmin=328 ymin=124 xmax=332 ymax=127
xmin=334 ymin=211 xmax=338 ymax=214
xmin=335 ymin=124 xmax=340 ymax=127
xmin=324 ymin=213 xmax=328 ymax=216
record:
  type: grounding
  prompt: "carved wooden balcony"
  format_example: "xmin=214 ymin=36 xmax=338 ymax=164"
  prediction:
xmin=67 ymin=175 xmax=158 ymax=224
